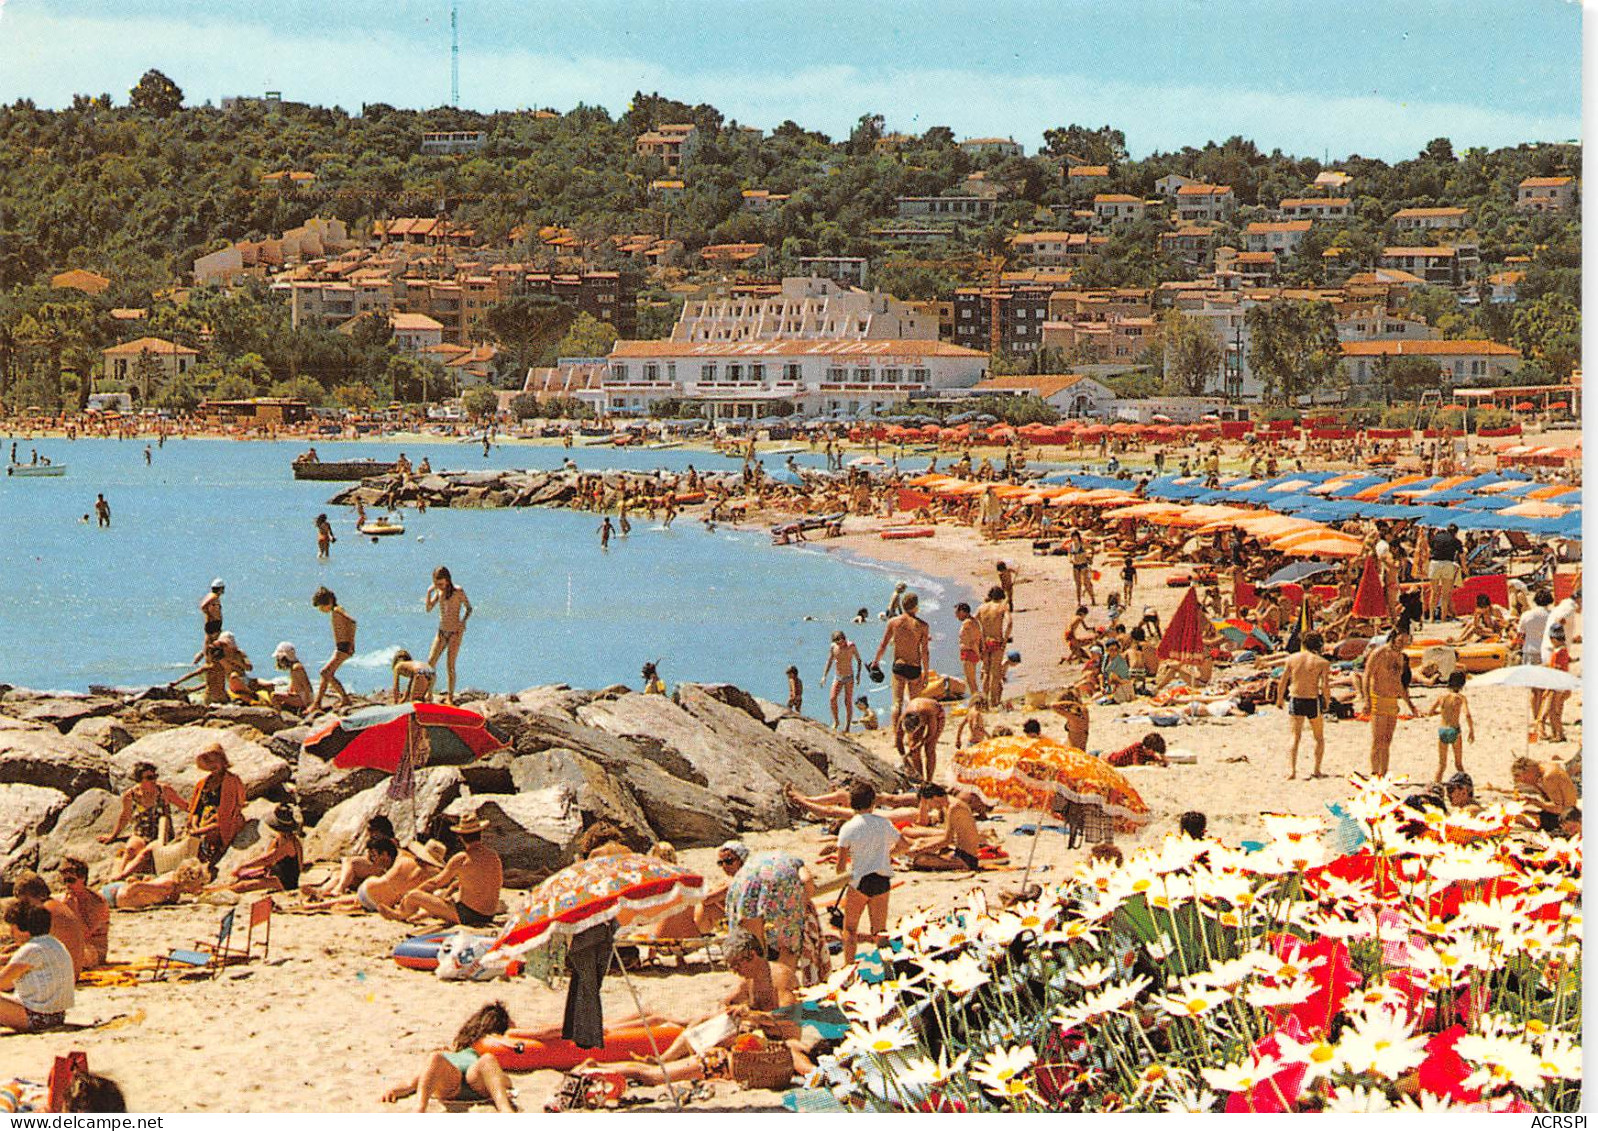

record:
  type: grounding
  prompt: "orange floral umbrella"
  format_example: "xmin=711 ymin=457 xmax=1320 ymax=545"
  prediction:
xmin=953 ymin=735 xmax=1067 ymax=811
xmin=1016 ymin=739 xmax=1150 ymax=833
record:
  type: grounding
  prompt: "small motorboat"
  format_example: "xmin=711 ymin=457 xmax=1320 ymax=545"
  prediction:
xmin=359 ymin=516 xmax=406 ymax=537
xmin=7 ymin=463 xmax=66 ymax=477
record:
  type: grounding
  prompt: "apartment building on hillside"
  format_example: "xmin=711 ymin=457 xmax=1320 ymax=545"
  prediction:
xmin=672 ymin=276 xmax=931 ymax=344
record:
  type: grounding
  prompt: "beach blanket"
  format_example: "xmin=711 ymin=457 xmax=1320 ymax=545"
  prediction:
xmin=78 ymin=961 xmax=159 ymax=988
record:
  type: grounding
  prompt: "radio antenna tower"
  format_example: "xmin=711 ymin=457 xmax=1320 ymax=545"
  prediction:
xmin=450 ymin=1 xmax=460 ymax=107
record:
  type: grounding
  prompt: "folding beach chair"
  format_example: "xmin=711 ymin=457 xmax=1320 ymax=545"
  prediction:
xmin=150 ymin=907 xmax=235 ymax=980
xmin=150 ymin=899 xmax=271 ymax=980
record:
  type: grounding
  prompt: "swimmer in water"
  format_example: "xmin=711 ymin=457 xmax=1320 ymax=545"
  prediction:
xmin=315 ymin=513 xmax=336 ymax=559
xmin=310 ymin=587 xmax=356 ymax=712
xmin=598 ymin=516 xmax=614 ymax=549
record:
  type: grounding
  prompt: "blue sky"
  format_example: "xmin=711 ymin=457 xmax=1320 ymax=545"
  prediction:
xmin=0 ymin=0 xmax=1581 ymax=159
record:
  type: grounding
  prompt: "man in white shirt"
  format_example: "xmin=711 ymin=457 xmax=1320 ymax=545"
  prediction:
xmin=0 ymin=900 xmax=74 ymax=1032
xmin=1520 ymin=590 xmax=1554 ymax=665
xmin=835 ymin=782 xmax=907 ymax=964
xmin=1542 ymin=595 xmax=1580 ymax=664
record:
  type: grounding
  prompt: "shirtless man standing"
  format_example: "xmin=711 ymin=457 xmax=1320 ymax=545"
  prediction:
xmin=391 ymin=813 xmax=502 ymax=927
xmin=896 ymin=696 xmax=946 ymax=781
xmin=1362 ymin=626 xmax=1415 ymax=777
xmin=955 ymin=603 xmax=981 ymax=700
xmin=200 ymin=579 xmax=224 ymax=644
xmin=1276 ymin=632 xmax=1332 ymax=779
xmin=973 ymin=586 xmax=1012 ymax=707
xmin=822 ymin=631 xmax=862 ymax=731
xmin=872 ymin=592 xmax=930 ymax=726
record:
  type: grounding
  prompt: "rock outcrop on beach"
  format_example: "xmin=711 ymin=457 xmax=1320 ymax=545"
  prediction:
xmin=0 ymin=679 xmax=906 ymax=887
xmin=328 ymin=467 xmax=750 ymax=512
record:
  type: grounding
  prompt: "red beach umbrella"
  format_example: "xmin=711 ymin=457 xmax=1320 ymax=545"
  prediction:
xmin=1156 ymin=588 xmax=1207 ymax=664
xmin=1351 ymin=556 xmax=1388 ymax=620
xmin=1513 ymin=402 xmax=1536 ymax=412
xmin=304 ymin=702 xmax=506 ymax=772
xmin=1550 ymin=400 xmax=1569 ymax=410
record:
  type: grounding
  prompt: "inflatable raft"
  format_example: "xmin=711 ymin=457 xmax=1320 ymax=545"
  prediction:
xmin=476 ymin=1024 xmax=686 ymax=1072
xmin=393 ymin=930 xmax=451 ymax=971
xmin=880 ymin=527 xmax=934 ymax=540
xmin=359 ymin=519 xmax=406 ymax=537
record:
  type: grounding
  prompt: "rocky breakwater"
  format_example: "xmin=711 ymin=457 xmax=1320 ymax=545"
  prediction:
xmin=328 ymin=467 xmax=748 ymax=512
xmin=0 ymin=680 xmax=905 ymax=889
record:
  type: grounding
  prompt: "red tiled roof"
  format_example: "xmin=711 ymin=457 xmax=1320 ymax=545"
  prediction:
xmin=104 ymin=336 xmax=198 ymax=355
xmin=1341 ymin=339 xmax=1520 ymax=358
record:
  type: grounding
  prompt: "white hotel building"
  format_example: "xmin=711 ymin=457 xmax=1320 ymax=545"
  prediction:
xmin=526 ymin=276 xmax=987 ymax=418
xmin=602 ymin=338 xmax=989 ymax=419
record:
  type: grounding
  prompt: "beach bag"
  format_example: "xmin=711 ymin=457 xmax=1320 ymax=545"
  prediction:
xmin=435 ymin=932 xmax=503 ymax=982
xmin=151 ymin=834 xmax=199 ymax=875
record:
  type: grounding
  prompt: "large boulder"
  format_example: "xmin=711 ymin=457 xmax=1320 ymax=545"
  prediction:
xmin=774 ymin=715 xmax=909 ymax=791
xmin=303 ymin=768 xmax=463 ymax=862
xmin=68 ymin=716 xmax=134 ymax=755
xmin=0 ymin=783 xmax=70 ymax=883
xmin=509 ymin=707 xmax=734 ymax=846
xmin=14 ymin=695 xmax=121 ymax=734
xmin=205 ymin=705 xmax=296 ymax=736
xmin=509 ymin=748 xmax=655 ymax=847
xmin=35 ymin=789 xmax=121 ymax=877
xmin=111 ymin=726 xmax=291 ymax=799
xmin=295 ymin=756 xmax=387 ymax=824
xmin=140 ymin=701 xmax=208 ymax=726
xmin=214 ymin=798 xmax=285 ymax=878
xmin=450 ymin=788 xmax=583 ymax=875
xmin=459 ymin=750 xmax=516 ymax=795
xmin=0 ymin=726 xmax=113 ymax=795
xmin=594 ymin=684 xmax=830 ymax=828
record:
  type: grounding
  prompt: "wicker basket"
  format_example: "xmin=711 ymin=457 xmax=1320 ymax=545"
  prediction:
xmin=729 ymin=1045 xmax=795 ymax=1090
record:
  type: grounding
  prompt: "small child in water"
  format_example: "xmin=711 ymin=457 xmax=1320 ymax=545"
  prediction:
xmin=855 ymin=697 xmax=878 ymax=730
xmin=1427 ymin=670 xmax=1474 ymax=781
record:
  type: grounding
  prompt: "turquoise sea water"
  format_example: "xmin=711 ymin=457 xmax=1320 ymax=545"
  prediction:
xmin=0 ymin=437 xmax=960 ymax=706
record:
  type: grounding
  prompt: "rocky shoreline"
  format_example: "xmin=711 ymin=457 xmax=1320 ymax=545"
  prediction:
xmin=0 ymin=680 xmax=906 ymax=891
xmin=329 ymin=466 xmax=760 ymax=511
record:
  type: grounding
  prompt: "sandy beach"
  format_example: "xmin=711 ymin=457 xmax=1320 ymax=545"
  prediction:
xmin=4 ymin=504 xmax=1575 ymax=1113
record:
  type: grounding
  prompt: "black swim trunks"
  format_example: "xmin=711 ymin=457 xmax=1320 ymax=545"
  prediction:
xmin=855 ymin=873 xmax=891 ymax=898
xmin=1290 ymin=696 xmax=1322 ymax=719
xmin=891 ymin=661 xmax=922 ymax=681
xmin=204 ymin=618 xmax=223 ymax=636
xmin=455 ymin=900 xmax=495 ymax=927
xmin=953 ymin=848 xmax=979 ymax=871
xmin=336 ymin=641 xmax=355 ymax=656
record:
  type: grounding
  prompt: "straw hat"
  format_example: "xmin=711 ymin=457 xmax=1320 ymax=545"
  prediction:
xmin=451 ymin=812 xmax=489 ymax=836
xmin=406 ymin=840 xmax=447 ymax=869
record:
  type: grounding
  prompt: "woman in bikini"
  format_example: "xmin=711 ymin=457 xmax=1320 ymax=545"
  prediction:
xmin=391 ymin=650 xmax=436 ymax=703
xmin=425 ymin=567 xmax=472 ymax=704
xmin=99 ymin=859 xmax=210 ymax=911
xmin=311 ymin=586 xmax=356 ymax=711
xmin=99 ymin=762 xmax=189 ymax=881
xmin=314 ymin=513 xmax=336 ymax=559
xmin=382 ymin=1001 xmax=518 ymax=1112
xmin=211 ymin=804 xmax=303 ymax=894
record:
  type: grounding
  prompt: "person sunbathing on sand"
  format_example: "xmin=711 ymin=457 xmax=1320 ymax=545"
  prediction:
xmin=305 ymin=816 xmax=396 ymax=898
xmin=382 ymin=1001 xmax=518 ymax=1112
xmin=209 ymin=805 xmax=302 ymax=894
xmin=309 ymin=839 xmax=440 ymax=915
xmin=905 ymin=788 xmax=983 ymax=872
xmin=100 ymin=860 xmax=209 ymax=911
xmin=389 ymin=813 xmax=501 ymax=927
